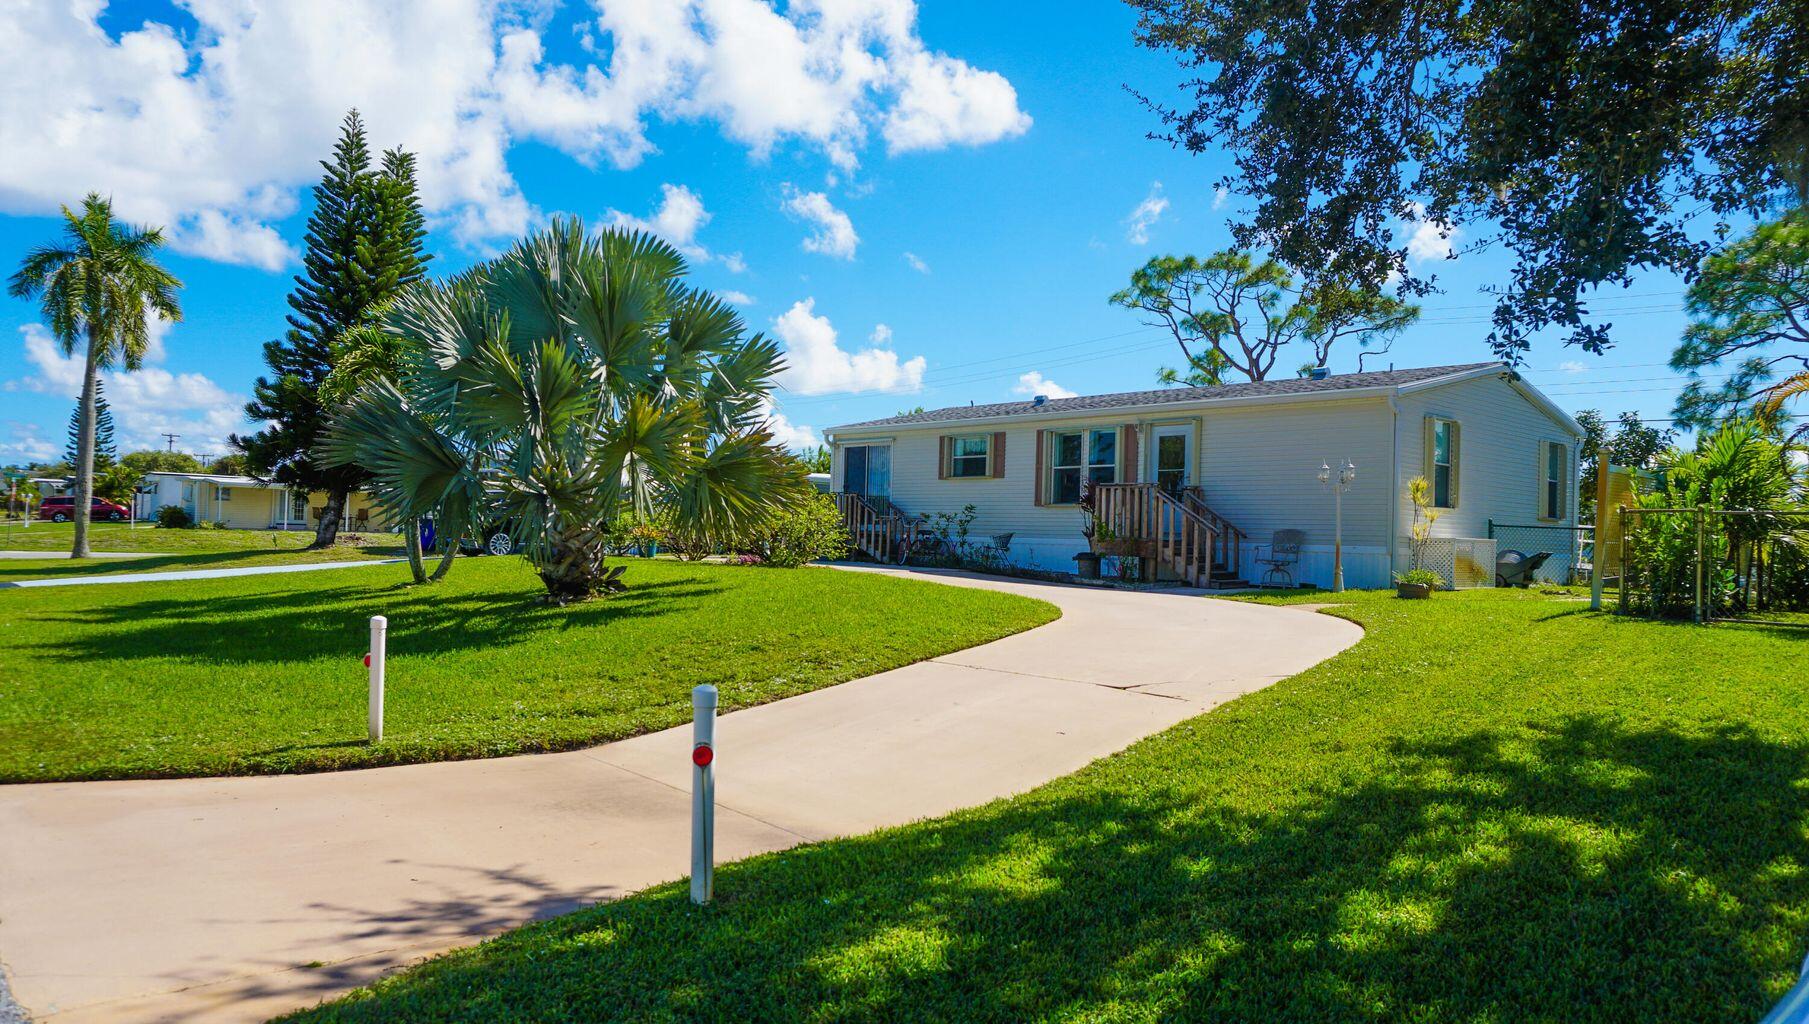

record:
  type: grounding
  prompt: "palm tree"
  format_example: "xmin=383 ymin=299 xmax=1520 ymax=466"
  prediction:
xmin=319 ymin=218 xmax=806 ymax=601
xmin=9 ymin=194 xmax=181 ymax=558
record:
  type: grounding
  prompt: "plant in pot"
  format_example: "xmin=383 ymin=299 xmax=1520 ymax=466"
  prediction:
xmin=627 ymin=520 xmax=665 ymax=558
xmin=1395 ymin=567 xmax=1440 ymax=599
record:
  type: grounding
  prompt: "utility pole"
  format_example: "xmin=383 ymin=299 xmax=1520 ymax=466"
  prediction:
xmin=161 ymin=432 xmax=180 ymax=453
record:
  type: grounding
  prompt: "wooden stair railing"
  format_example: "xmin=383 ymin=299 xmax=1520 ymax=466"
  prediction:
xmin=834 ymin=493 xmax=918 ymax=564
xmin=1178 ymin=486 xmax=1247 ymax=581
xmin=1088 ymin=482 xmax=1222 ymax=587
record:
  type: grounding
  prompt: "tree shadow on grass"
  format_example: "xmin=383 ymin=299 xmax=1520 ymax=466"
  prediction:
xmin=282 ymin=715 xmax=1809 ymax=1023
xmin=21 ymin=577 xmax=729 ymax=667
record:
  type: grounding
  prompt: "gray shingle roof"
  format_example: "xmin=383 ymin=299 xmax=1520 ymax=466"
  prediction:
xmin=828 ymin=362 xmax=1504 ymax=432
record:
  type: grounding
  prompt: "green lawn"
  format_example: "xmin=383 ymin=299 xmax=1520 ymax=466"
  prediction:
xmin=0 ymin=559 xmax=1057 ymax=781
xmin=0 ymin=520 xmax=402 ymax=554
xmin=0 ymin=546 xmax=403 ymax=582
xmin=280 ymin=588 xmax=1809 ymax=1024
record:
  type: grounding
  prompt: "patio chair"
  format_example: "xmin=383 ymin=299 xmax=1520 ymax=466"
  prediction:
xmin=353 ymin=507 xmax=371 ymax=530
xmin=1495 ymin=549 xmax=1552 ymax=588
xmin=1254 ymin=529 xmax=1306 ymax=588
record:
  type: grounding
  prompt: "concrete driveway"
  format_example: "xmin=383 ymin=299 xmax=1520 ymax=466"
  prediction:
xmin=0 ymin=568 xmax=1361 ymax=1023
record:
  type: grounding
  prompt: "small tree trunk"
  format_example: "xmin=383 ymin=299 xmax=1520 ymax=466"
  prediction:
xmin=311 ymin=489 xmax=347 ymax=549
xmin=403 ymin=517 xmax=427 ymax=584
xmin=428 ymin=541 xmax=458 ymax=581
xmin=71 ymin=328 xmax=102 ymax=559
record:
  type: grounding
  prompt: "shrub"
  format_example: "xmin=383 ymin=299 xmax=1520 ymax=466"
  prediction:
xmin=156 ymin=505 xmax=193 ymax=529
xmin=1395 ymin=568 xmax=1441 ymax=588
xmin=743 ymin=492 xmax=849 ymax=567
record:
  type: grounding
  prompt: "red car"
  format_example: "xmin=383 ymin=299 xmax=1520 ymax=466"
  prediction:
xmin=37 ymin=496 xmax=131 ymax=523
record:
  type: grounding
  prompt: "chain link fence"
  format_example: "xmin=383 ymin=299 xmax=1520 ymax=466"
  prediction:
xmin=1617 ymin=507 xmax=1809 ymax=626
xmin=1486 ymin=521 xmax=1594 ymax=586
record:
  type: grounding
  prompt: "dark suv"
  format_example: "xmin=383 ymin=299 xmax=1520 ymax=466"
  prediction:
xmin=37 ymin=496 xmax=131 ymax=523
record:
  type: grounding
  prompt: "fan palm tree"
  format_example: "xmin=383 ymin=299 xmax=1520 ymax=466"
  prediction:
xmin=319 ymin=218 xmax=806 ymax=601
xmin=8 ymin=194 xmax=182 ymax=558
xmin=1757 ymin=371 xmax=1809 ymax=443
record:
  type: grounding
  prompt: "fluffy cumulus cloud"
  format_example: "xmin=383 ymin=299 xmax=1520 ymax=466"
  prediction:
xmin=1012 ymin=370 xmax=1079 ymax=400
xmin=0 ymin=422 xmax=58 ymax=463
xmin=757 ymin=398 xmax=821 ymax=451
xmin=606 ymin=182 xmax=743 ymax=269
xmin=1126 ymin=182 xmax=1169 ymax=244
xmin=1403 ymin=202 xmax=1462 ymax=264
xmin=6 ymin=325 xmax=247 ymax=454
xmin=782 ymin=186 xmax=860 ymax=259
xmin=772 ymin=299 xmax=924 ymax=395
xmin=0 ymin=1 xmax=1028 ymax=267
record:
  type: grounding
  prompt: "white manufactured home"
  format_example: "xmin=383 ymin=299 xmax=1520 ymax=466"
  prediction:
xmin=824 ymin=362 xmax=1584 ymax=590
xmin=134 ymin=472 xmax=391 ymax=531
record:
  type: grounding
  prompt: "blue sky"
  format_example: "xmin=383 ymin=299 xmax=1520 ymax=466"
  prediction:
xmin=0 ymin=1 xmax=1705 ymax=465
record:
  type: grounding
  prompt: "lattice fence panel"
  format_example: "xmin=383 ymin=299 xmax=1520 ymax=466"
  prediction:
xmin=1421 ymin=537 xmax=1496 ymax=590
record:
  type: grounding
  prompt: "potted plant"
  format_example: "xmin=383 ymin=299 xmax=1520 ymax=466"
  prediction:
xmin=1395 ymin=568 xmax=1440 ymax=599
xmin=1073 ymin=551 xmax=1102 ymax=579
xmin=628 ymin=520 xmax=665 ymax=558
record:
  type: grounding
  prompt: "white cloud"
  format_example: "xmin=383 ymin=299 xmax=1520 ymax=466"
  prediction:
xmin=0 ymin=1 xmax=1028 ymax=265
xmin=1212 ymin=186 xmax=1229 ymax=210
xmin=720 ymin=290 xmax=755 ymax=306
xmin=7 ymin=324 xmax=246 ymax=452
xmin=1558 ymin=360 xmax=1589 ymax=375
xmin=1403 ymin=203 xmax=1461 ymax=264
xmin=782 ymin=186 xmax=859 ymax=260
xmin=773 ymin=299 xmax=925 ymax=395
xmin=757 ymin=398 xmax=821 ymax=451
xmin=870 ymin=324 xmax=893 ymax=346
xmin=0 ymin=422 xmax=58 ymax=464
xmin=1012 ymin=371 xmax=1079 ymax=400
xmin=1126 ymin=182 xmax=1169 ymax=244
xmin=902 ymin=251 xmax=930 ymax=274
xmin=608 ymin=183 xmax=710 ymax=248
xmin=883 ymin=50 xmax=1031 ymax=153
xmin=605 ymin=181 xmax=748 ymax=270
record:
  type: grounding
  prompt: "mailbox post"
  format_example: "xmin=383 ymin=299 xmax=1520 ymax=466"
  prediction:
xmin=690 ymin=683 xmax=717 ymax=905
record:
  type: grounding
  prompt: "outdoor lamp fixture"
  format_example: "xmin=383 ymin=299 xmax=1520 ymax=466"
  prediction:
xmin=1319 ymin=459 xmax=1356 ymax=592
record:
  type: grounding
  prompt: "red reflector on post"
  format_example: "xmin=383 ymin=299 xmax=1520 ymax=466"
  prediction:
xmin=363 ymin=653 xmax=372 ymax=668
xmin=692 ymin=744 xmax=713 ymax=767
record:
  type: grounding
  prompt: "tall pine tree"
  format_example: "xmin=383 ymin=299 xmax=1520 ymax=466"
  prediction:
xmin=232 ymin=110 xmax=429 ymax=547
xmin=66 ymin=379 xmax=116 ymax=471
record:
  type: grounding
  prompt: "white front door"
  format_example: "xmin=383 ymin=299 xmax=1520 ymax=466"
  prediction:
xmin=1152 ymin=424 xmax=1194 ymax=495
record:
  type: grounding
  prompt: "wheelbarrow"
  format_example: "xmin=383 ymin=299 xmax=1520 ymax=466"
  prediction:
xmin=1496 ymin=549 xmax=1552 ymax=588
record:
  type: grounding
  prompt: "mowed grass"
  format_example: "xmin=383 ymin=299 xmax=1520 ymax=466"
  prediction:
xmin=0 ymin=558 xmax=1057 ymax=781
xmin=0 ymin=520 xmax=403 ymax=554
xmin=281 ymin=589 xmax=1809 ymax=1024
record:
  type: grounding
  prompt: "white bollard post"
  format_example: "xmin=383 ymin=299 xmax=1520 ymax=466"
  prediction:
xmin=367 ymin=615 xmax=387 ymax=743
xmin=690 ymin=683 xmax=717 ymax=905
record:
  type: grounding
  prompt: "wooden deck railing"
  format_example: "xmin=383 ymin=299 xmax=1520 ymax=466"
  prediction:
xmin=1178 ymin=485 xmax=1247 ymax=580
xmin=834 ymin=492 xmax=919 ymax=564
xmin=1088 ymin=482 xmax=1222 ymax=587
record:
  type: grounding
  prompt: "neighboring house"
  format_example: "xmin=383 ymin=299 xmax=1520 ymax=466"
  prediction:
xmin=134 ymin=473 xmax=391 ymax=532
xmin=824 ymin=362 xmax=1584 ymax=589
xmin=29 ymin=477 xmax=71 ymax=498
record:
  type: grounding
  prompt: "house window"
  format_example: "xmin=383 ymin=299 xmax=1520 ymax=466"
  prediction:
xmin=1051 ymin=428 xmax=1116 ymax=504
xmin=217 ymin=486 xmax=233 ymax=502
xmin=1431 ymin=419 xmax=1456 ymax=508
xmin=949 ymin=436 xmax=991 ymax=478
xmin=1542 ymin=441 xmax=1566 ymax=520
xmin=291 ymin=492 xmax=309 ymax=520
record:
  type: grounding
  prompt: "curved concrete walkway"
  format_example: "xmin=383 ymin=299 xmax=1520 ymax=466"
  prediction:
xmin=0 ymin=568 xmax=1361 ymax=1023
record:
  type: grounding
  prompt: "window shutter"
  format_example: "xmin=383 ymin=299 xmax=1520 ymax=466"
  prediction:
xmin=1033 ymin=430 xmax=1047 ymax=506
xmin=1448 ymin=421 xmax=1461 ymax=507
xmin=938 ymin=436 xmax=950 ymax=480
xmin=991 ymin=431 xmax=1007 ymax=478
xmin=1537 ymin=442 xmax=1548 ymax=518
xmin=1120 ymin=424 xmax=1138 ymax=483
xmin=1560 ymin=445 xmax=1569 ymax=520
xmin=1422 ymin=416 xmax=1436 ymax=482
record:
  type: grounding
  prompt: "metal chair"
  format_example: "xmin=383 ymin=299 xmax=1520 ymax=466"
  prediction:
xmin=1254 ymin=529 xmax=1306 ymax=588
